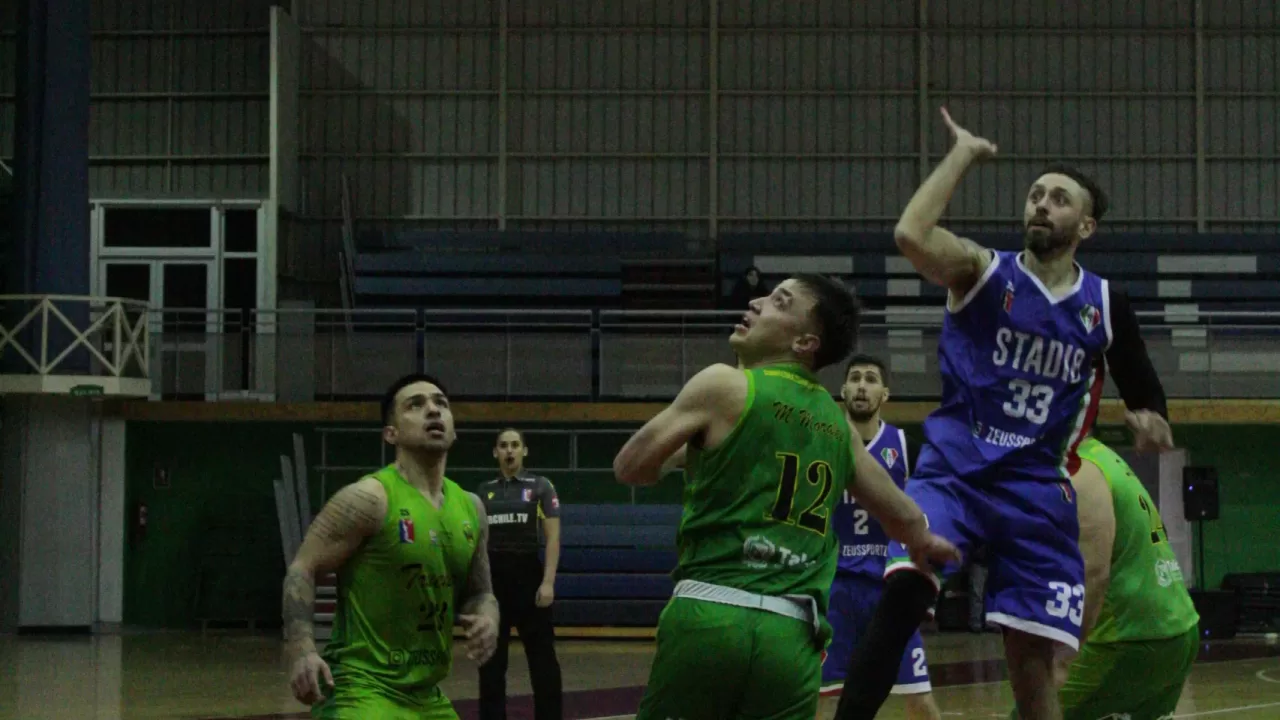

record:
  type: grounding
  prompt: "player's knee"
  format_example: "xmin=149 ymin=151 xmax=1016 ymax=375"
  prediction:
xmin=884 ymin=571 xmax=938 ymax=622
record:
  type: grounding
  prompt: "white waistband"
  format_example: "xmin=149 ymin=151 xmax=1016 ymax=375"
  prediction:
xmin=672 ymin=579 xmax=819 ymax=633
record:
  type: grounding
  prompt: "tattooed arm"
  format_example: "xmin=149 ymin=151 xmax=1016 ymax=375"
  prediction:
xmin=283 ymin=478 xmax=386 ymax=680
xmin=457 ymin=492 xmax=500 ymax=664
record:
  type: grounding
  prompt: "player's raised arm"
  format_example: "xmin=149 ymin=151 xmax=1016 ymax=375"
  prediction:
xmin=283 ymin=477 xmax=386 ymax=704
xmin=894 ymin=108 xmax=997 ymax=299
xmin=614 ymin=363 xmax=745 ymax=487
xmin=458 ymin=492 xmax=500 ymax=664
xmin=1104 ymin=285 xmax=1174 ymax=452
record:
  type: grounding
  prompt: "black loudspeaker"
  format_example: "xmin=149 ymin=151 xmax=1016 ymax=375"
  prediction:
xmin=1183 ymin=466 xmax=1219 ymax=521
xmin=1189 ymin=589 xmax=1238 ymax=640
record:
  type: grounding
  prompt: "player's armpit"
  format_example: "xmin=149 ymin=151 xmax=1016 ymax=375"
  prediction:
xmin=283 ymin=477 xmax=386 ymax=660
xmin=460 ymin=493 xmax=500 ymax=622
xmin=613 ymin=363 xmax=745 ymax=487
xmin=845 ymin=426 xmax=929 ymax=546
xmin=1070 ymin=460 xmax=1116 ymax=641
xmin=896 ymin=226 xmax=993 ymax=300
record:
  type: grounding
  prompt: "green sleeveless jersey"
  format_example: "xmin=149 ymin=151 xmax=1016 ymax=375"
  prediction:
xmin=1076 ymin=438 xmax=1199 ymax=644
xmin=320 ymin=466 xmax=479 ymax=705
xmin=675 ymin=363 xmax=854 ymax=637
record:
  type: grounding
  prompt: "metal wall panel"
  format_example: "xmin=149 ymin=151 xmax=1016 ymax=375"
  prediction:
xmin=85 ymin=0 xmax=271 ymax=198
xmin=1203 ymin=28 xmax=1280 ymax=231
xmin=0 ymin=15 xmax=14 ymax=163
xmin=279 ymin=0 xmax=1277 ymax=244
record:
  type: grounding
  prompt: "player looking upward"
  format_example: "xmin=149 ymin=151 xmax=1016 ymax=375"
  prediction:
xmin=833 ymin=108 xmax=1173 ymax=720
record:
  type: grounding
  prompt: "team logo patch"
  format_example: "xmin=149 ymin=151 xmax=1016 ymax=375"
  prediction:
xmin=462 ymin=521 xmax=474 ymax=543
xmin=429 ymin=529 xmax=439 ymax=545
xmin=398 ymin=517 xmax=415 ymax=544
xmin=1079 ymin=304 xmax=1101 ymax=333
xmin=1058 ymin=482 xmax=1074 ymax=504
xmin=880 ymin=447 xmax=899 ymax=468
xmin=1002 ymin=282 xmax=1015 ymax=312
xmin=551 ymin=496 xmax=559 ymax=509
xmin=487 ymin=491 xmax=494 ymax=499
xmin=522 ymin=489 xmax=533 ymax=502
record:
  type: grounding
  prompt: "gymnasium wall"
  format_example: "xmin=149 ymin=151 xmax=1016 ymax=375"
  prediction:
xmin=0 ymin=0 xmax=273 ymax=198
xmin=122 ymin=416 xmax=1280 ymax=629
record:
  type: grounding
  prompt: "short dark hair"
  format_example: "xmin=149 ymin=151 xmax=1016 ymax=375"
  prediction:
xmin=792 ymin=273 xmax=860 ymax=371
xmin=495 ymin=427 xmax=525 ymax=446
xmin=381 ymin=373 xmax=449 ymax=425
xmin=1041 ymin=164 xmax=1108 ymax=221
xmin=845 ymin=353 xmax=889 ymax=384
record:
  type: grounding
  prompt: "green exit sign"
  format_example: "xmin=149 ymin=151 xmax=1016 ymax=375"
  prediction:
xmin=69 ymin=384 xmax=104 ymax=397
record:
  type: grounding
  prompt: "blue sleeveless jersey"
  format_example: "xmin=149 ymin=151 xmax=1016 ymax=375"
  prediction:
xmin=833 ymin=422 xmax=910 ymax=577
xmin=922 ymin=250 xmax=1112 ymax=482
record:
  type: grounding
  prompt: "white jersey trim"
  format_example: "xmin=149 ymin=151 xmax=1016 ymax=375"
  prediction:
xmin=889 ymin=681 xmax=933 ymax=695
xmin=1101 ymin=278 xmax=1114 ymax=351
xmin=986 ymin=612 xmax=1079 ymax=651
xmin=947 ymin=249 xmax=1002 ymax=314
xmin=897 ymin=428 xmax=910 ymax=476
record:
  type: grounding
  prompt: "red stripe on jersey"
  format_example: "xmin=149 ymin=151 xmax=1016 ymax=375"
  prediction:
xmin=1065 ymin=358 xmax=1107 ymax=475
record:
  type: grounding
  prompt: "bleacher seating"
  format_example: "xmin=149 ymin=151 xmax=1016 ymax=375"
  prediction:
xmin=548 ymin=503 xmax=680 ymax=627
xmin=353 ymin=231 xmax=709 ymax=309
xmin=717 ymin=232 xmax=1280 ymax=322
xmin=1221 ymin=572 xmax=1280 ymax=634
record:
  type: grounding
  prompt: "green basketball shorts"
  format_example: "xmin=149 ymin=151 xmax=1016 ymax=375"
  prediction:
xmin=311 ymin=681 xmax=458 ymax=720
xmin=1011 ymin=625 xmax=1199 ymax=720
xmin=635 ymin=595 xmax=823 ymax=720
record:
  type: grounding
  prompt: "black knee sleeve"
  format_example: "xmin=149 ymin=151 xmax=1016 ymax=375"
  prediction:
xmin=832 ymin=571 xmax=939 ymax=720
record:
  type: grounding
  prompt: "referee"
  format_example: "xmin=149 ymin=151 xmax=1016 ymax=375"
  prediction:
xmin=476 ymin=428 xmax=563 ymax=720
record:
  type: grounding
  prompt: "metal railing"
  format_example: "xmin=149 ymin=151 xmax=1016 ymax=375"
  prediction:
xmin=0 ymin=295 xmax=151 ymax=395
xmin=38 ymin=306 xmax=1280 ymax=401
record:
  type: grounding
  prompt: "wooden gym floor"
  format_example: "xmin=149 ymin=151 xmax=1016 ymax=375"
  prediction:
xmin=3 ymin=629 xmax=1280 ymax=719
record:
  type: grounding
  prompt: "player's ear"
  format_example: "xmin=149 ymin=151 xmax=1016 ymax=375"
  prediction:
xmin=881 ymin=386 xmax=891 ymax=403
xmin=382 ymin=425 xmax=397 ymax=446
xmin=793 ymin=333 xmax=820 ymax=360
xmin=1078 ymin=214 xmax=1097 ymax=240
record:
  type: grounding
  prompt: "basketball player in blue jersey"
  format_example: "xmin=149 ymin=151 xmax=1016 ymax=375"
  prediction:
xmin=833 ymin=108 xmax=1174 ymax=720
xmin=819 ymin=355 xmax=941 ymax=720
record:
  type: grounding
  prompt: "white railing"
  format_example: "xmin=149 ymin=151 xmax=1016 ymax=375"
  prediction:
xmin=8 ymin=303 xmax=1280 ymax=400
xmin=0 ymin=295 xmax=152 ymax=396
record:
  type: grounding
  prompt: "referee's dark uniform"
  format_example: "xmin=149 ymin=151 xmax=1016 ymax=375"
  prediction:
xmin=476 ymin=469 xmax=563 ymax=720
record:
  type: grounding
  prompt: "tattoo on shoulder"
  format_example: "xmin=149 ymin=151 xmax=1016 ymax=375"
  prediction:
xmin=308 ymin=480 xmax=383 ymax=542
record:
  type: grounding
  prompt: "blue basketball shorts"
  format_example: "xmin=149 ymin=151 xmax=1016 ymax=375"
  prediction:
xmin=820 ymin=573 xmax=931 ymax=696
xmin=886 ymin=445 xmax=1086 ymax=650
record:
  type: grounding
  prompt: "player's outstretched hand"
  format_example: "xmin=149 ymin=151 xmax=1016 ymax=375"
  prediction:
xmin=940 ymin=107 xmax=997 ymax=160
xmin=906 ymin=531 xmax=963 ymax=575
xmin=1125 ymin=410 xmax=1174 ymax=453
xmin=459 ymin=613 xmax=499 ymax=665
xmin=289 ymin=651 xmax=333 ymax=706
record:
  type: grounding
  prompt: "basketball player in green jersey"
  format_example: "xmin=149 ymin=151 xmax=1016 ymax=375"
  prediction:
xmin=1014 ymin=436 xmax=1200 ymax=720
xmin=615 ymin=274 xmax=962 ymax=720
xmin=283 ymin=373 xmax=501 ymax=719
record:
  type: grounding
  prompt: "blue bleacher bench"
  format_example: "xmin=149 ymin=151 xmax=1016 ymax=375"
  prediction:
xmin=547 ymin=503 xmax=681 ymax=628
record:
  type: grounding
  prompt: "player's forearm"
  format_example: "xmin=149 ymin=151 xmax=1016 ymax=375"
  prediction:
xmin=282 ymin=565 xmax=318 ymax=662
xmin=851 ymin=471 xmax=929 ymax=547
xmin=541 ymin=535 xmax=560 ymax=586
xmin=895 ymin=144 xmax=981 ymax=243
xmin=461 ymin=592 xmax=500 ymax=625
